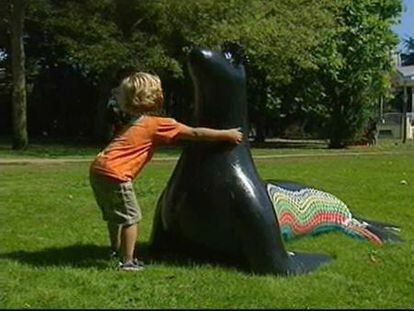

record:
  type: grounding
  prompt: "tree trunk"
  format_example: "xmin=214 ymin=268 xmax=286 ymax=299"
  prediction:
xmin=93 ymin=79 xmax=112 ymax=145
xmin=254 ymin=114 xmax=266 ymax=143
xmin=10 ymin=0 xmax=28 ymax=149
xmin=328 ymin=99 xmax=347 ymax=149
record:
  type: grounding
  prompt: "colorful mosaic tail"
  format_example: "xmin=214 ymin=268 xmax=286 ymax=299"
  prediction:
xmin=266 ymin=181 xmax=402 ymax=245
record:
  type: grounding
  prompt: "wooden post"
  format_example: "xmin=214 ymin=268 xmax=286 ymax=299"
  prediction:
xmin=410 ymin=87 xmax=414 ymax=140
xmin=379 ymin=96 xmax=383 ymax=120
xmin=402 ymin=86 xmax=407 ymax=143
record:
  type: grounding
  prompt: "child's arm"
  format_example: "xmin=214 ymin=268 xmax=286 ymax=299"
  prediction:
xmin=177 ymin=125 xmax=243 ymax=144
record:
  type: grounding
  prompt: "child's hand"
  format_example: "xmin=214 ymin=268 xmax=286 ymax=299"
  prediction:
xmin=226 ymin=127 xmax=243 ymax=144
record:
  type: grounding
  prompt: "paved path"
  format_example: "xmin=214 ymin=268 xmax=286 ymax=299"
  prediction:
xmin=0 ymin=150 xmax=411 ymax=165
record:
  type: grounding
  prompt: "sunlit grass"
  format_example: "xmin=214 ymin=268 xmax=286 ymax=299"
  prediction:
xmin=0 ymin=138 xmax=413 ymax=159
xmin=1 ymin=146 xmax=413 ymax=308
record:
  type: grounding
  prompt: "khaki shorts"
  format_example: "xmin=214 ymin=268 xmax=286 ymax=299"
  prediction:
xmin=89 ymin=171 xmax=142 ymax=226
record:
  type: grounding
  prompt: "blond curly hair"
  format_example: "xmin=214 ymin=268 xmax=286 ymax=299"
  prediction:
xmin=117 ymin=72 xmax=164 ymax=115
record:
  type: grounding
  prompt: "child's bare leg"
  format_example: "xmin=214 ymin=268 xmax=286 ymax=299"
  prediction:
xmin=120 ymin=223 xmax=138 ymax=262
xmin=107 ymin=222 xmax=121 ymax=253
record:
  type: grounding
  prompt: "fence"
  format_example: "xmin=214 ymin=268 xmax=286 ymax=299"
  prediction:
xmin=378 ymin=112 xmax=414 ymax=139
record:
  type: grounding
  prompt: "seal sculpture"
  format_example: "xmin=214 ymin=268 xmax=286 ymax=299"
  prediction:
xmin=149 ymin=45 xmax=331 ymax=276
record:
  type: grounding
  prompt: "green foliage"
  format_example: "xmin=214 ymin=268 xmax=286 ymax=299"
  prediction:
xmin=401 ymin=37 xmax=414 ymax=65
xmin=24 ymin=0 xmax=179 ymax=82
xmin=153 ymin=0 xmax=335 ymax=123
xmin=0 ymin=1 xmax=10 ymax=55
xmin=0 ymin=0 xmax=404 ymax=146
xmin=312 ymin=0 xmax=402 ymax=147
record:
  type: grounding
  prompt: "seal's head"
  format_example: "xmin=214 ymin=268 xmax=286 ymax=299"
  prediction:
xmin=187 ymin=44 xmax=248 ymax=128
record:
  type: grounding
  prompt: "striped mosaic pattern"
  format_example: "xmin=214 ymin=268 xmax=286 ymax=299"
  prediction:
xmin=267 ymin=183 xmax=383 ymax=245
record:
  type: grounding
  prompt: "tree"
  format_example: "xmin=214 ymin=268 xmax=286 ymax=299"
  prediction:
xmin=10 ymin=0 xmax=28 ymax=149
xmin=401 ymin=37 xmax=414 ymax=65
xmin=1 ymin=0 xmax=401 ymax=147
xmin=150 ymin=0 xmax=335 ymax=139
xmin=238 ymin=0 xmax=402 ymax=146
xmin=311 ymin=0 xmax=402 ymax=148
xmin=18 ymin=0 xmax=334 ymax=143
xmin=20 ymin=0 xmax=181 ymax=143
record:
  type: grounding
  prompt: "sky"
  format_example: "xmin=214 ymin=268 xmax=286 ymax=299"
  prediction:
xmin=392 ymin=0 xmax=414 ymax=51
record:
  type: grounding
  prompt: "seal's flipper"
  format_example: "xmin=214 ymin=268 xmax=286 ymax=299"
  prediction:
xmin=352 ymin=216 xmax=402 ymax=243
xmin=286 ymin=251 xmax=331 ymax=275
xmin=357 ymin=220 xmax=403 ymax=244
xmin=353 ymin=216 xmax=401 ymax=233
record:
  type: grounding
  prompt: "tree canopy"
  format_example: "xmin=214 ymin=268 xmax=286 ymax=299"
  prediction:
xmin=0 ymin=0 xmax=403 ymax=147
xmin=401 ymin=37 xmax=414 ymax=65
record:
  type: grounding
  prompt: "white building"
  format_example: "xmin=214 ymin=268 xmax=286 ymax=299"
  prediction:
xmin=378 ymin=60 xmax=414 ymax=141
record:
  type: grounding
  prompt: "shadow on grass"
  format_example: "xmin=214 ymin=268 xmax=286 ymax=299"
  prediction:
xmin=0 ymin=244 xmax=112 ymax=269
xmin=0 ymin=242 xmax=247 ymax=272
xmin=140 ymin=242 xmax=248 ymax=272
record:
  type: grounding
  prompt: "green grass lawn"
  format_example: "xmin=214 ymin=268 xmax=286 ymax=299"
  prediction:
xmin=1 ymin=145 xmax=414 ymax=308
xmin=0 ymin=138 xmax=413 ymax=160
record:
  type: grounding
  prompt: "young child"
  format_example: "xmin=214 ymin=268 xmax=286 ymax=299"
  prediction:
xmin=89 ymin=72 xmax=243 ymax=271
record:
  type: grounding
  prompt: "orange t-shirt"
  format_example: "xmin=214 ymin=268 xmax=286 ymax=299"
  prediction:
xmin=91 ymin=116 xmax=186 ymax=182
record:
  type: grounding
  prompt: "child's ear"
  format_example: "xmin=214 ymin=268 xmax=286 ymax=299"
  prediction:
xmin=154 ymin=92 xmax=164 ymax=110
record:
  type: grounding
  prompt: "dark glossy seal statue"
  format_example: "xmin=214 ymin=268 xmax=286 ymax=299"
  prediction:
xmin=149 ymin=46 xmax=332 ymax=276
